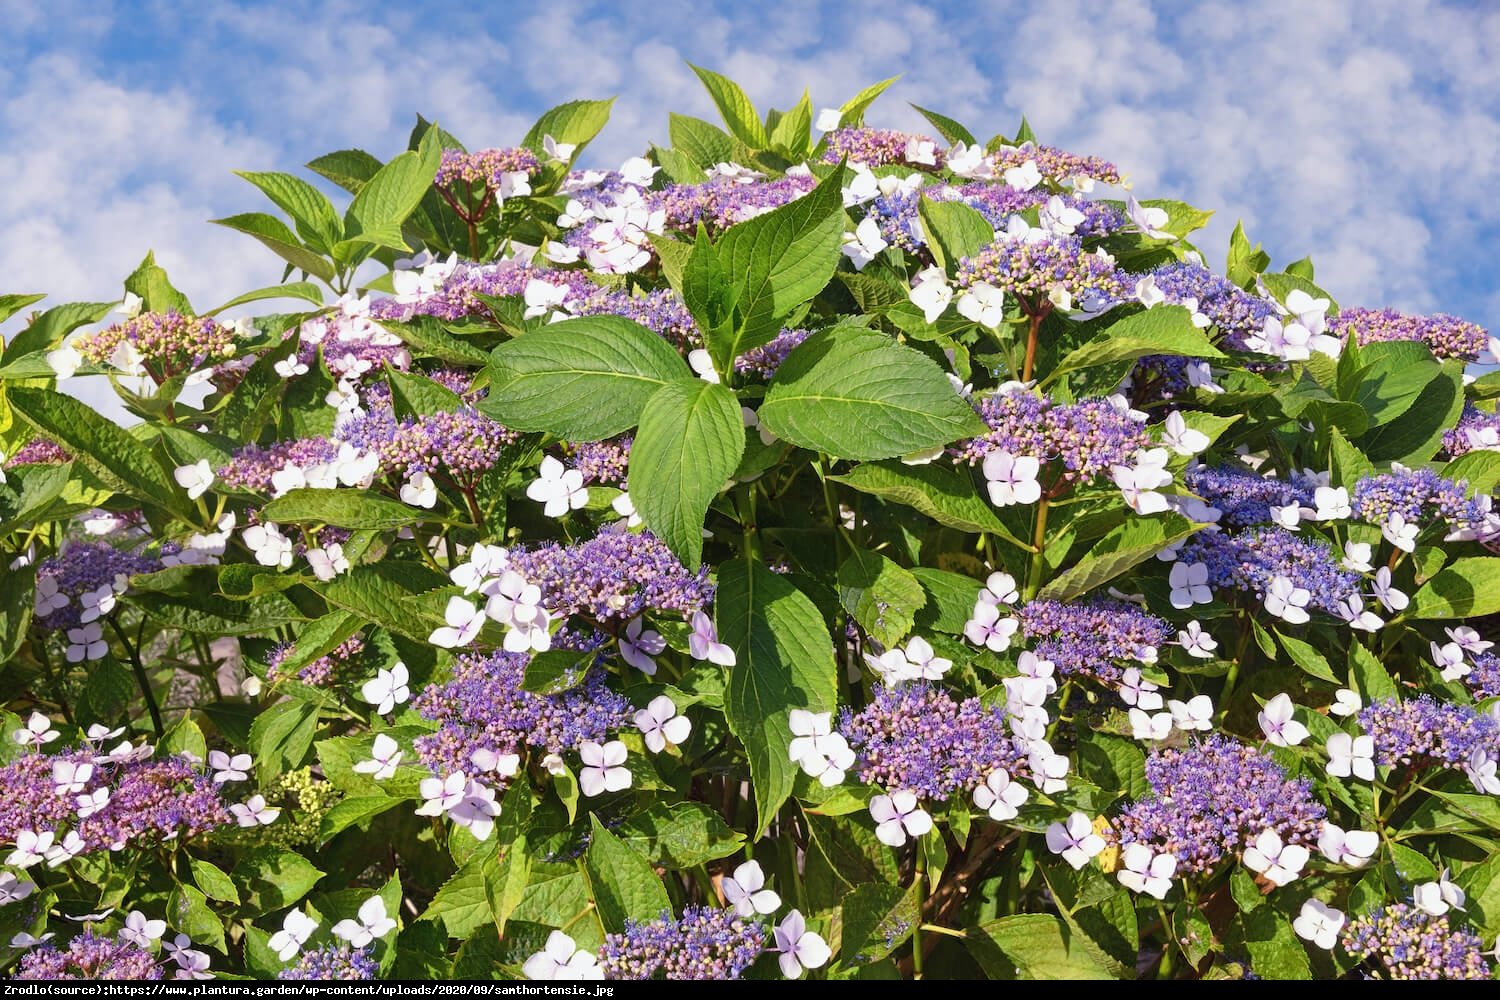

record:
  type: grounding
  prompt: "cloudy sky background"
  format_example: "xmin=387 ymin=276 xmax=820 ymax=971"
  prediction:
xmin=1 ymin=0 xmax=1495 ymax=356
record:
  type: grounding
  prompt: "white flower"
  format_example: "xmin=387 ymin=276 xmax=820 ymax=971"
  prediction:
xmin=14 ymin=712 xmax=59 ymax=748
xmin=1003 ymin=159 xmax=1042 ymax=191
xmin=400 ymin=471 xmax=438 ymax=509
xmin=360 ymin=661 xmax=410 ymax=716
xmin=273 ymin=356 xmax=309 ymax=378
xmin=208 ymin=750 xmax=250 ymax=783
xmin=815 ymin=107 xmax=842 ymax=132
xmin=1334 ymin=593 xmax=1383 ymax=632
xmin=1127 ymin=196 xmax=1172 ymax=239
xmin=956 ymin=282 xmax=1007 ymax=329
xmin=1135 ymin=275 xmax=1166 ymax=308
xmin=526 ymin=456 xmax=589 ymax=518
xmin=229 ymin=794 xmax=280 ymax=828
xmin=619 ymin=617 xmax=666 ymax=674
xmin=74 ymin=788 xmax=110 ymax=819
xmin=353 ymin=734 xmax=404 ymax=781
xmin=448 ymin=781 xmax=501 ymax=840
xmin=688 ymin=349 xmax=720 ymax=384
xmin=1263 ymin=575 xmax=1311 ymax=625
xmin=1257 ymin=693 xmax=1309 ymax=747
xmin=47 ymin=343 xmax=83 ymax=378
xmin=1314 ymin=486 xmax=1351 ymax=521
xmin=841 ymin=217 xmax=888 ymax=270
xmin=946 ymin=141 xmax=994 ymax=180
xmin=688 ymin=611 xmax=736 ymax=665
xmin=10 ymin=931 xmax=54 ymax=949
xmin=450 ymin=544 xmax=511 ymax=594
xmin=1326 ymin=732 xmax=1375 ymax=782
xmin=788 ymin=710 xmax=855 ymax=786
xmin=1160 ymin=411 xmax=1209 ymax=456
xmin=1113 ymin=463 xmax=1171 ymax=515
xmin=1120 ymin=667 xmax=1164 ymax=711
xmin=173 ymin=460 xmax=214 ymax=500
xmin=578 ymin=740 xmax=631 ymax=797
xmin=634 ymin=695 xmax=690 ymax=754
xmin=1129 ymin=708 xmax=1173 ymax=742
xmin=1432 ymin=640 xmax=1469 ymax=682
xmin=618 ymin=156 xmax=659 ymax=188
xmin=841 ymin=166 xmax=880 ymax=206
xmin=982 ymin=451 xmax=1041 ymax=507
xmin=1242 ymin=829 xmax=1307 ymax=886
xmin=869 ymin=790 xmax=932 ymax=847
xmin=1168 ymin=562 xmax=1212 ymax=609
xmin=1466 ymin=749 xmax=1500 ymax=796
xmin=469 ymin=748 xmax=520 ymax=779
xmin=1446 ymin=626 xmax=1494 ymax=655
xmin=65 ymin=622 xmax=108 ymax=663
xmin=523 ymin=930 xmax=604 ymax=980
xmin=772 ymin=909 xmax=831 ymax=978
xmin=722 ymin=860 xmax=781 ymax=916
xmin=243 ymin=523 xmax=293 ymax=569
xmin=33 ymin=577 xmax=69 ymax=618
xmin=332 ymin=896 xmax=397 ymax=948
xmin=1246 ymin=316 xmax=1312 ymax=361
xmin=429 ymin=596 xmax=484 ymax=649
xmin=1382 ymin=512 xmax=1420 ymax=553
xmin=1293 ymin=899 xmax=1345 ymax=950
xmin=1317 ymin=822 xmax=1378 ymax=867
xmin=307 ymin=543 xmax=350 ymax=582
xmin=1330 ymin=688 xmax=1362 ymax=718
xmin=77 ymin=584 xmax=116 ymax=625
xmin=973 ymin=769 xmax=1029 ymax=821
xmin=1269 ymin=503 xmax=1304 ymax=531
xmin=979 ymin=571 xmax=1019 ymax=606
xmin=268 ymin=909 xmax=318 ymax=962
xmin=1045 ymin=812 xmax=1105 ymax=870
xmin=909 ymin=267 xmax=953 ymax=324
xmin=963 ymin=601 xmax=1019 ymax=651
xmin=1372 ymin=567 xmax=1408 ymax=613
xmin=6 ymin=830 xmax=53 ymax=869
xmin=1169 ymin=695 xmax=1214 ymax=732
xmin=1284 ymin=289 xmax=1330 ymax=336
xmin=899 ymin=636 xmax=951 ymax=681
xmin=1413 ymin=869 xmax=1465 ymax=917
xmin=1117 ymin=843 xmax=1177 ymax=899
xmin=119 ymin=910 xmax=167 ymax=948
xmin=1185 ymin=360 xmax=1223 ymax=393
xmin=0 ymin=872 xmax=37 ymax=906
xmin=416 ymin=772 xmax=467 ymax=816
xmin=612 ymin=491 xmax=643 ymax=527
xmin=903 ymin=136 xmax=937 ymax=165
xmin=484 ymin=571 xmax=550 ymax=650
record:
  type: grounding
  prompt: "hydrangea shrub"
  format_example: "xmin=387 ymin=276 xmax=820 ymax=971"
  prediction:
xmin=1 ymin=69 xmax=1499 ymax=981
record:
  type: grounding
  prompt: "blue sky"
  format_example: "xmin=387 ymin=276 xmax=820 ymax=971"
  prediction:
xmin=1 ymin=0 xmax=1496 ymax=339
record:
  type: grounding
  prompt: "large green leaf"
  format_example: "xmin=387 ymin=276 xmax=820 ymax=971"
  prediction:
xmin=583 ymin=816 xmax=672 ymax=932
xmin=909 ymin=104 xmax=976 ymax=146
xmin=831 ymin=460 xmax=1026 ymax=543
xmin=759 ymin=326 xmax=987 ymax=460
xmin=628 ymin=380 xmax=744 ymax=570
xmin=210 ymin=212 xmax=336 ymax=283
xmin=1409 ymin=558 xmax=1500 ymax=619
xmin=233 ymin=170 xmax=342 ymax=252
xmin=260 ymin=488 xmax=429 ymax=530
xmin=123 ymin=251 xmax=192 ymax=314
xmin=248 ymin=699 xmax=320 ymax=785
xmin=308 ymin=562 xmax=451 ymax=642
xmin=521 ymin=99 xmax=615 ymax=155
xmin=717 ymin=559 xmax=838 ymax=836
xmin=479 ymin=315 xmax=690 ymax=440
xmin=0 ymin=293 xmax=45 ymax=326
xmin=668 ymin=114 xmax=735 ymax=168
xmin=344 ymin=127 xmax=441 ymax=249
xmin=688 ymin=65 xmax=767 ymax=147
xmin=4 ymin=300 xmax=115 ymax=358
xmin=968 ymin=914 xmax=1112 ymax=980
xmin=838 ymin=76 xmax=900 ymax=127
xmin=616 ymin=803 xmax=745 ymax=870
xmin=1037 ymin=513 xmax=1200 ymax=601
xmin=1359 ymin=362 xmax=1464 ymax=464
xmin=918 ymin=198 xmax=994 ymax=274
xmin=1049 ymin=306 xmax=1224 ymax=381
xmin=837 ymin=547 xmax=926 ymax=647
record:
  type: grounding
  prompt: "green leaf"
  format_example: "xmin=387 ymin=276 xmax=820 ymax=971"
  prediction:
xmin=5 ymin=300 xmax=115 ymax=358
xmin=1445 ymin=449 xmax=1500 ymax=497
xmin=8 ymin=387 xmax=191 ymax=518
xmin=1409 ymin=557 xmax=1500 ymax=619
xmin=768 ymin=90 xmax=814 ymax=158
xmin=345 ymin=129 xmax=442 ymax=248
xmin=520 ymin=648 xmax=594 ymax=696
xmin=911 ymin=567 xmax=983 ymax=635
xmin=0 ymin=564 xmax=35 ymax=664
xmin=1329 ymin=425 xmax=1375 ymax=489
xmin=168 ymin=884 xmax=226 ymax=954
xmin=123 ymin=251 xmax=192 ymax=313
xmin=838 ymin=76 xmax=901 ymax=127
xmin=910 ymin=104 xmax=976 ymax=146
xmin=308 ymin=562 xmax=450 ymax=643
xmin=234 ymin=846 xmax=325 ymax=915
xmin=188 ymin=858 xmax=240 ymax=905
xmin=0 ymin=293 xmax=45 ymax=325
xmin=1277 ymin=631 xmax=1340 ymax=685
xmin=1229 ymin=907 xmax=1312 ymax=980
xmin=584 ymin=816 xmax=672 ymax=932
xmin=616 ymin=803 xmax=745 ymax=869
xmin=160 ymin=715 xmax=208 ymax=760
xmin=422 ymin=844 xmax=500 ymax=939
xmin=1359 ymin=362 xmax=1464 ymax=464
xmin=968 ymin=914 xmax=1112 ymax=980
xmin=521 ymin=99 xmax=615 ymax=156
xmin=715 ymin=164 xmax=847 ymax=360
xmin=629 ymin=380 xmax=744 ymax=570
xmin=1260 ymin=271 xmax=1339 ymax=315
xmin=837 ymin=547 xmax=927 ymax=647
xmin=233 ymin=170 xmax=342 ymax=252
xmin=380 ymin=316 xmax=490 ymax=366
xmin=1037 ymin=513 xmax=1200 ymax=601
xmin=218 ymin=333 xmax=299 ymax=440
xmin=260 ymin=488 xmax=428 ymax=530
xmin=388 ymin=367 xmax=464 ymax=418
xmin=248 ymin=699 xmax=320 ymax=785
xmin=306 ymin=148 xmax=384 ymax=194
xmin=688 ymin=65 xmax=767 ymax=147
xmin=318 ymin=795 xmax=401 ymax=844
xmin=668 ymin=114 xmax=735 ymax=168
xmin=1349 ymin=641 xmax=1398 ymax=703
xmin=760 ymin=326 xmax=986 ymax=461
xmin=1347 ymin=341 xmax=1439 ymax=429
xmin=1226 ymin=221 xmax=1270 ymax=290
xmin=681 ymin=227 xmax=735 ymax=359
xmin=842 ymin=881 xmax=922 ymax=965
xmin=918 ymin=198 xmax=995 ymax=274
xmin=651 ymin=143 xmax=706 ymax=185
xmin=1050 ymin=306 xmax=1224 ymax=381
xmin=210 ymin=212 xmax=336 ymax=282
xmin=717 ymin=559 xmax=838 ymax=836
xmin=831 ymin=460 xmax=1026 ymax=542
xmin=482 ymin=791 xmax=534 ymax=936
xmin=207 ymin=281 xmax=324 ymax=315
xmin=480 ymin=315 xmax=690 ymax=440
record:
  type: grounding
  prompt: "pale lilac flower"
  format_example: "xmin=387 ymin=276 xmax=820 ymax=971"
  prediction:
xmin=1264 ymin=575 xmax=1311 ymax=625
xmin=688 ymin=611 xmax=736 ymax=666
xmin=268 ymin=910 xmax=318 ymax=962
xmin=1117 ymin=843 xmax=1176 ymax=899
xmin=1413 ymin=869 xmax=1465 ymax=917
xmin=332 ymin=896 xmax=397 ymax=948
xmin=972 ymin=769 xmax=1029 ymax=821
xmin=523 ymin=930 xmax=604 ymax=981
xmin=1242 ymin=829 xmax=1308 ymax=886
xmin=208 ymin=750 xmax=251 ymax=784
xmin=13 ymin=713 xmax=59 ymax=749
xmin=1169 ymin=695 xmax=1214 ymax=732
xmin=1045 ymin=812 xmax=1105 ymax=870
xmin=1317 ymin=822 xmax=1378 ymax=867
xmin=1120 ymin=667 xmax=1164 ymax=711
xmin=722 ymin=860 xmax=781 ymax=916
xmin=1329 ymin=688 xmax=1362 ymax=718
xmin=429 ymin=596 xmax=484 ymax=649
xmin=174 ymin=460 xmax=214 ymax=500
xmin=772 ymin=910 xmax=831 ymax=979
xmin=634 ymin=695 xmax=690 ymax=754
xmin=578 ymin=740 xmax=631 ymax=797
xmin=119 ymin=911 xmax=167 ymax=949
xmin=983 ymin=451 xmax=1041 ymax=507
xmin=619 ymin=617 xmax=666 ymax=674
xmin=230 ymin=795 xmax=280 ymax=828
xmin=1257 ymin=693 xmax=1309 ymax=747
xmin=1169 ymin=561 xmax=1212 ymax=609
xmin=527 ymin=456 xmax=589 ymax=518
xmin=869 ymin=790 xmax=932 ymax=847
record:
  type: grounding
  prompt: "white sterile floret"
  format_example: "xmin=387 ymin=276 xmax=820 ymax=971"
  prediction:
xmin=909 ymin=267 xmax=953 ymax=324
xmin=173 ymin=460 xmax=214 ymax=500
xmin=1160 ymin=411 xmax=1209 ymax=456
xmin=332 ymin=896 xmax=397 ymax=948
xmin=1326 ymin=732 xmax=1375 ymax=781
xmin=772 ymin=910 xmax=831 ymax=979
xmin=1257 ymin=693 xmax=1309 ymax=747
xmin=527 ymin=456 xmax=589 ymax=517
xmin=972 ymin=769 xmax=1029 ymax=821
xmin=1242 ymin=829 xmax=1307 ymax=886
xmin=1117 ymin=843 xmax=1177 ymax=899
xmin=360 ymin=662 xmax=410 ymax=716
xmin=1317 ymin=822 xmax=1378 ymax=867
xmin=722 ymin=860 xmax=781 ymax=916
xmin=429 ymin=596 xmax=484 ymax=649
xmin=1168 ymin=694 xmax=1214 ymax=732
xmin=869 ymin=790 xmax=932 ymax=847
xmin=353 ymin=734 xmax=404 ymax=781
xmin=524 ymin=930 xmax=604 ymax=981
xmin=983 ymin=451 xmax=1041 ymax=507
xmin=1293 ymin=900 xmax=1345 ymax=950
xmin=957 ymin=282 xmax=1006 ymax=329
xmin=634 ymin=695 xmax=691 ymax=754
xmin=578 ymin=740 xmax=631 ymax=797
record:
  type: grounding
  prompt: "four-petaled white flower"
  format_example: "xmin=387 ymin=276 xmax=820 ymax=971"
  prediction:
xmin=1447 ymin=626 xmax=1494 ymax=654
xmin=119 ymin=910 xmax=167 ymax=949
xmin=360 ymin=661 xmax=411 ymax=716
xmin=65 ymin=622 xmax=108 ymax=663
xmin=523 ymin=278 xmax=572 ymax=320
xmin=1326 ymin=732 xmax=1375 ymax=782
xmin=1160 ymin=411 xmax=1209 ymax=456
xmin=1413 ymin=868 xmax=1466 ymax=917
xmin=688 ymin=611 xmax=736 ymax=665
xmin=6 ymin=830 xmax=53 ymax=869
xmin=174 ymin=460 xmax=214 ymax=500
xmin=956 ymin=282 xmax=1006 ymax=329
xmin=1342 ymin=541 xmax=1374 ymax=572
xmin=523 ymin=930 xmax=604 ymax=981
xmin=1264 ymin=575 xmax=1311 ymax=625
xmin=1120 ymin=667 xmax=1164 ymax=711
xmin=33 ymin=577 xmax=69 ymax=618
xmin=1127 ymin=196 xmax=1172 ymax=239
xmin=1045 ymin=812 xmax=1107 ymax=870
xmin=230 ymin=794 xmax=280 ymax=828
xmin=1168 ymin=561 xmax=1212 ymax=609
xmin=1242 ymin=829 xmax=1308 ymax=886
xmin=0 ymin=872 xmax=37 ymax=906
xmin=1293 ymin=899 xmax=1345 ymax=950
xmin=1117 ymin=843 xmax=1177 ymax=899
xmin=400 ymin=471 xmax=438 ymax=509
xmin=1314 ymin=486 xmax=1351 ymax=521
xmin=1177 ymin=620 xmax=1219 ymax=659
xmin=1129 ymin=707 xmax=1174 ymax=742
xmin=611 ymin=491 xmax=643 ymax=527
xmin=429 ymin=596 xmax=484 ymax=649
xmin=722 ymin=860 xmax=781 ymax=916
xmin=268 ymin=909 xmax=318 ymax=962
xmin=787 ymin=710 xmax=856 ymax=787
xmin=963 ymin=600 xmax=1019 ymax=651
xmin=1466 ymin=748 xmax=1500 ymax=796
xmin=78 ymin=584 xmax=116 ymax=624
xmin=1382 ymin=512 xmax=1420 ymax=553
xmin=634 ymin=695 xmax=691 ymax=754
xmin=869 ymin=790 xmax=932 ymax=847
xmin=1113 ymin=462 xmax=1171 ymax=516
xmin=1329 ymin=688 xmax=1362 ymax=718
xmin=1334 ymin=593 xmax=1383 ymax=632
xmin=1168 ymin=694 xmax=1214 ymax=732
xmin=1257 ymin=693 xmax=1309 ymax=747
xmin=307 ymin=543 xmax=350 ymax=582
xmin=1372 ymin=567 xmax=1408 ymax=613
xmin=243 ymin=523 xmax=293 ymax=569
xmin=332 ymin=896 xmax=398 ymax=948
xmin=909 ymin=268 xmax=954 ymax=324
xmin=1003 ymin=160 xmax=1042 ymax=191
xmin=578 ymin=740 xmax=631 ymax=797
xmin=44 ymin=830 xmax=85 ymax=867
xmin=1431 ymin=640 xmax=1469 ymax=681
xmin=841 ymin=217 xmax=889 ymax=270
xmin=979 ymin=571 xmax=1019 ymax=606
xmin=1317 ymin=822 xmax=1379 ymax=867
xmin=982 ymin=451 xmax=1042 ymax=507
xmin=354 ymin=734 xmax=404 ymax=781
xmin=208 ymin=750 xmax=251 ymax=783
xmin=973 ymin=769 xmax=1029 ymax=821
xmin=527 ymin=456 xmax=589 ymax=518
xmin=14 ymin=712 xmax=59 ymax=748
xmin=618 ymin=616 xmax=666 ymax=674
xmin=416 ymin=772 xmax=467 ymax=817
xmin=772 ymin=909 xmax=831 ymax=979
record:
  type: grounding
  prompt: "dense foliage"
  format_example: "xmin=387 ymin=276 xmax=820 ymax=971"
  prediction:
xmin=1 ymin=67 xmax=1499 ymax=980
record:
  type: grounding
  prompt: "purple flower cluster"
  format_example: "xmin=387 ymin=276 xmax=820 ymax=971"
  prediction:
xmin=599 ymin=906 xmax=765 ymax=980
xmin=1182 ymin=465 xmax=1317 ymax=528
xmin=944 ymin=183 xmax=1124 ymax=238
xmin=734 ymin=328 xmax=810 ymax=380
xmin=1359 ymin=696 xmax=1500 ymax=771
xmin=267 ymin=635 xmax=366 ymax=686
xmin=1174 ymin=527 xmax=1359 ymax=616
xmin=1442 ymin=404 xmax=1500 ymax=457
xmin=955 ymin=235 xmax=1126 ymax=307
xmin=6 ymin=438 xmax=70 ymax=466
xmin=1342 ymin=903 xmax=1491 ymax=979
xmin=951 ymin=390 xmax=1148 ymax=484
xmin=570 ymin=288 xmax=701 ymax=352
xmin=1113 ymin=736 xmax=1326 ymax=875
xmin=865 ymin=189 xmax=925 ymax=253
xmin=838 ymin=683 xmax=1032 ymax=801
xmin=218 ymin=437 xmax=340 ymax=493
xmin=367 ymin=262 xmax=596 ymax=324
xmin=648 ymin=174 xmax=815 ymax=233
xmin=74 ymin=311 xmax=236 ymax=377
xmin=14 ymin=931 xmax=162 ymax=980
xmin=1464 ymin=652 xmax=1500 ymax=700
xmin=992 ymin=144 xmax=1123 ymax=186
xmin=0 ymin=751 xmax=230 ymax=857
xmin=1329 ymin=306 xmax=1489 ymax=362
xmin=821 ymin=128 xmax=942 ymax=168
xmin=412 ymin=643 xmax=632 ymax=776
xmin=1351 ymin=468 xmax=1487 ymax=535
xmin=434 ymin=147 xmax=540 ymax=191
xmin=337 ymin=407 xmax=519 ymax=483
xmin=278 ymin=944 xmax=378 ymax=980
xmin=1017 ymin=599 xmax=1171 ymax=686
xmin=1147 ymin=262 xmax=1277 ymax=350
xmin=34 ymin=541 xmax=159 ymax=631
xmin=567 ymin=437 xmax=631 ymax=486
xmin=507 ymin=526 xmax=714 ymax=623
